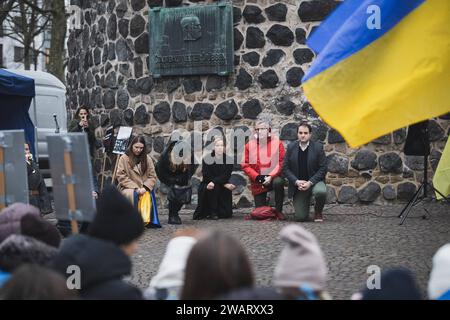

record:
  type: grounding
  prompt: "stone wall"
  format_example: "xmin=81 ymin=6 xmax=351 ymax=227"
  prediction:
xmin=66 ymin=0 xmax=450 ymax=208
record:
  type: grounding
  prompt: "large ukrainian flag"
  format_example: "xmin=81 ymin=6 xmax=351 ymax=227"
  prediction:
xmin=302 ymin=0 xmax=450 ymax=148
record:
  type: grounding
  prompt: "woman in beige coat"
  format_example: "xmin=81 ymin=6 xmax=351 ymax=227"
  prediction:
xmin=116 ymin=135 xmax=161 ymax=228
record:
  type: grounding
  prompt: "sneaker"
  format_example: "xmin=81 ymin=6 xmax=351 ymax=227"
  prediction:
xmin=314 ymin=212 xmax=323 ymax=222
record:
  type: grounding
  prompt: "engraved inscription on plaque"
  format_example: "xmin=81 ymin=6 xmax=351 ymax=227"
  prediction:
xmin=149 ymin=3 xmax=234 ymax=77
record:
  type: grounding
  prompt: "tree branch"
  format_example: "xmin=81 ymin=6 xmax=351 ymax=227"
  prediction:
xmin=20 ymin=0 xmax=54 ymax=15
xmin=0 ymin=0 xmax=16 ymax=26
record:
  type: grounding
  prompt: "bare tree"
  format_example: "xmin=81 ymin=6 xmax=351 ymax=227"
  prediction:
xmin=1 ymin=0 xmax=66 ymax=82
xmin=2 ymin=0 xmax=51 ymax=70
xmin=47 ymin=0 xmax=66 ymax=82
xmin=0 ymin=0 xmax=16 ymax=26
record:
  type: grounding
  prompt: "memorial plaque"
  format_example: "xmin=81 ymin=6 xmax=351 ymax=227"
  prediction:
xmin=149 ymin=2 xmax=234 ymax=77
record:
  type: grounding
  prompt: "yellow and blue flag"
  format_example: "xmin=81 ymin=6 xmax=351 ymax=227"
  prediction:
xmin=433 ymin=138 xmax=450 ymax=200
xmin=302 ymin=0 xmax=450 ymax=147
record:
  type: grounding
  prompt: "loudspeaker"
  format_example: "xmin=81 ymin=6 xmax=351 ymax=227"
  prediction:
xmin=404 ymin=120 xmax=430 ymax=156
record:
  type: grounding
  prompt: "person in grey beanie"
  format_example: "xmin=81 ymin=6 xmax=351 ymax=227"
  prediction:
xmin=272 ymin=224 xmax=330 ymax=300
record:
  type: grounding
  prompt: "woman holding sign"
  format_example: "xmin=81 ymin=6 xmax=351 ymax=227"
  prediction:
xmin=116 ymin=135 xmax=161 ymax=228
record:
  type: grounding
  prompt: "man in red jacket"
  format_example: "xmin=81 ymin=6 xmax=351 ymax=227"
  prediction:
xmin=241 ymin=120 xmax=286 ymax=217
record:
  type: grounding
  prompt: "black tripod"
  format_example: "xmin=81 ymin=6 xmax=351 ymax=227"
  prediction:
xmin=398 ymin=154 xmax=450 ymax=225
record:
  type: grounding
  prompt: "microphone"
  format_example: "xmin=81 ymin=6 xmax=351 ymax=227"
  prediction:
xmin=53 ymin=114 xmax=60 ymax=134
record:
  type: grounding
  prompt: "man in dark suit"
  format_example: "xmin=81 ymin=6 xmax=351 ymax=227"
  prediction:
xmin=282 ymin=122 xmax=328 ymax=222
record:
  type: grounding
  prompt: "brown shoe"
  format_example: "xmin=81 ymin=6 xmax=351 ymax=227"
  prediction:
xmin=314 ymin=212 xmax=323 ymax=222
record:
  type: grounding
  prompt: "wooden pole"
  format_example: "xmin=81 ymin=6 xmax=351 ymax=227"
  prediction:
xmin=63 ymin=150 xmax=78 ymax=234
xmin=100 ymin=151 xmax=107 ymax=191
xmin=0 ymin=148 xmax=5 ymax=211
xmin=111 ymin=154 xmax=120 ymax=185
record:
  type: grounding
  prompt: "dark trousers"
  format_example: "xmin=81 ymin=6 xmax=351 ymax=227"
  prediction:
xmin=168 ymin=200 xmax=183 ymax=217
xmin=292 ymin=181 xmax=327 ymax=221
xmin=253 ymin=177 xmax=285 ymax=212
xmin=207 ymin=186 xmax=221 ymax=216
xmin=56 ymin=220 xmax=90 ymax=238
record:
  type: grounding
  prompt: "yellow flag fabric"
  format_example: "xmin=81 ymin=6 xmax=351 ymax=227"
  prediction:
xmin=138 ymin=191 xmax=152 ymax=225
xmin=302 ymin=0 xmax=450 ymax=147
xmin=433 ymin=138 xmax=450 ymax=200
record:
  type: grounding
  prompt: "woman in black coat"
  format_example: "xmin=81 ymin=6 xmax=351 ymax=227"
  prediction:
xmin=25 ymin=143 xmax=52 ymax=214
xmin=193 ymin=137 xmax=235 ymax=220
xmin=68 ymin=106 xmax=96 ymax=158
xmin=156 ymin=139 xmax=198 ymax=225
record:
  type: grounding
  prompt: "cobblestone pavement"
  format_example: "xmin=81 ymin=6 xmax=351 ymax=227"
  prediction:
xmin=129 ymin=201 xmax=450 ymax=300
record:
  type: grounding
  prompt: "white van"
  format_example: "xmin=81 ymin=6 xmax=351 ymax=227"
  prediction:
xmin=5 ymin=69 xmax=67 ymax=172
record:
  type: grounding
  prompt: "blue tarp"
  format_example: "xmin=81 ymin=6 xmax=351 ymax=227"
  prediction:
xmin=0 ymin=69 xmax=36 ymax=156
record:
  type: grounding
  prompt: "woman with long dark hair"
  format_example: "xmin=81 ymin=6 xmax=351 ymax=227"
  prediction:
xmin=116 ymin=135 xmax=161 ymax=228
xmin=68 ymin=106 xmax=96 ymax=158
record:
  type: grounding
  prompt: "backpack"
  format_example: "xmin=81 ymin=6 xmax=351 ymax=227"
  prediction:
xmin=245 ymin=206 xmax=279 ymax=221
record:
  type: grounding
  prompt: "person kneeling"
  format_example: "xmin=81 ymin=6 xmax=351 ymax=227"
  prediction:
xmin=156 ymin=138 xmax=197 ymax=225
xmin=194 ymin=137 xmax=235 ymax=220
xmin=116 ymin=135 xmax=161 ymax=228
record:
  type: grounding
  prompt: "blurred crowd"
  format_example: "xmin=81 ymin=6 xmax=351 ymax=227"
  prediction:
xmin=0 ymin=186 xmax=448 ymax=300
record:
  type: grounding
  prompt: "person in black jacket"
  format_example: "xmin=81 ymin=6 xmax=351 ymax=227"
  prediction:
xmin=25 ymin=143 xmax=52 ymax=215
xmin=156 ymin=139 xmax=198 ymax=225
xmin=68 ymin=106 xmax=96 ymax=159
xmin=51 ymin=186 xmax=144 ymax=300
xmin=193 ymin=137 xmax=235 ymax=220
xmin=282 ymin=123 xmax=328 ymax=222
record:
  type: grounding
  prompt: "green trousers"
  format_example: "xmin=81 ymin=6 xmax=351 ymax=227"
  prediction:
xmin=293 ymin=181 xmax=327 ymax=222
xmin=253 ymin=177 xmax=285 ymax=213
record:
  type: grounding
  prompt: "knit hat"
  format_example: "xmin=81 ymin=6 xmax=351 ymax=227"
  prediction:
xmin=428 ymin=243 xmax=450 ymax=300
xmin=88 ymin=186 xmax=144 ymax=246
xmin=362 ymin=268 xmax=422 ymax=300
xmin=0 ymin=203 xmax=40 ymax=243
xmin=20 ymin=214 xmax=62 ymax=248
xmin=0 ymin=234 xmax=58 ymax=272
xmin=272 ymin=224 xmax=327 ymax=291
xmin=148 ymin=236 xmax=197 ymax=290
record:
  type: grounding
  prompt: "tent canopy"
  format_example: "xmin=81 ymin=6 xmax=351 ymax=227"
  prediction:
xmin=0 ymin=69 xmax=35 ymax=97
xmin=0 ymin=69 xmax=36 ymax=156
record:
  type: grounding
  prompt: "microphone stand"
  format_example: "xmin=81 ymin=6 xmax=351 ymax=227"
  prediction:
xmin=53 ymin=114 xmax=60 ymax=134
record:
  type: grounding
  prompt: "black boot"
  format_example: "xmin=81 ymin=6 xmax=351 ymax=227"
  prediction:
xmin=168 ymin=213 xmax=182 ymax=225
xmin=207 ymin=214 xmax=219 ymax=220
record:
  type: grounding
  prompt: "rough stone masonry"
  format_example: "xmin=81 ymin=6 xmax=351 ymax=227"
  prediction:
xmin=66 ymin=0 xmax=449 ymax=209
